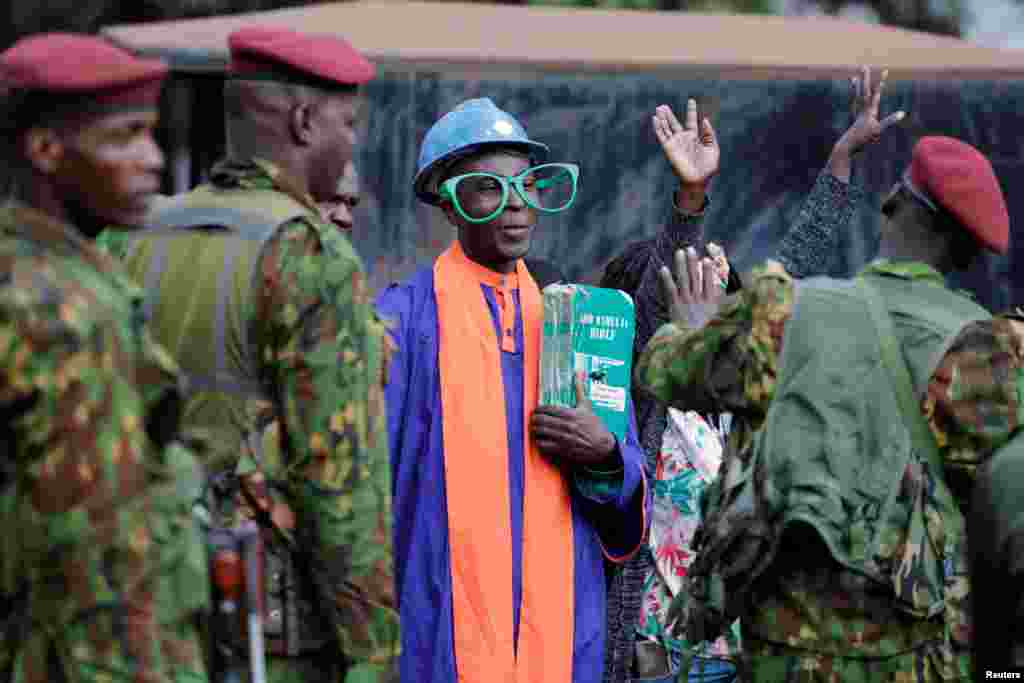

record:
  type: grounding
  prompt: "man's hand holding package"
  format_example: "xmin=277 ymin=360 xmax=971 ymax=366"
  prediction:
xmin=532 ymin=372 xmax=619 ymax=470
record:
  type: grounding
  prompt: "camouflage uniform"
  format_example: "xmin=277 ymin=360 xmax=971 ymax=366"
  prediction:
xmin=636 ymin=260 xmax=1024 ymax=682
xmin=98 ymin=158 xmax=398 ymax=683
xmin=0 ymin=202 xmax=209 ymax=683
xmin=602 ymin=171 xmax=865 ymax=683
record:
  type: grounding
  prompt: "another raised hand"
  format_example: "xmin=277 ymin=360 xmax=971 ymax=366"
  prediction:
xmin=658 ymin=245 xmax=727 ymax=331
xmin=653 ymin=99 xmax=720 ymax=212
xmin=829 ymin=65 xmax=907 ymax=182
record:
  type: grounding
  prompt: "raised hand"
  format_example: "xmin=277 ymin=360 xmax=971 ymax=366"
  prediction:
xmin=839 ymin=65 xmax=906 ymax=156
xmin=658 ymin=246 xmax=726 ymax=331
xmin=653 ymin=99 xmax=720 ymax=187
xmin=827 ymin=66 xmax=906 ymax=183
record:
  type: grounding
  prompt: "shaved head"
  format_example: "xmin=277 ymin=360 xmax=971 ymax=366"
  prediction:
xmin=222 ymin=78 xmax=362 ymax=202
xmin=879 ymin=185 xmax=981 ymax=272
xmin=223 ymin=79 xmax=324 ymax=151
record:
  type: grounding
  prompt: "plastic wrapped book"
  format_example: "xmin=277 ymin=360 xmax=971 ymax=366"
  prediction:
xmin=541 ymin=283 xmax=636 ymax=441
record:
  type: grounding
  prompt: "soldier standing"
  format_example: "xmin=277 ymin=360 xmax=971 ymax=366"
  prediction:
xmin=0 ymin=34 xmax=209 ymax=683
xmin=100 ymin=26 xmax=398 ymax=683
xmin=636 ymin=137 xmax=1022 ymax=681
xmin=967 ymin=308 xmax=1024 ymax=678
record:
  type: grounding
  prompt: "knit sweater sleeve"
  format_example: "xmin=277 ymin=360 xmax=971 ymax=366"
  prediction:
xmin=775 ymin=172 xmax=866 ymax=278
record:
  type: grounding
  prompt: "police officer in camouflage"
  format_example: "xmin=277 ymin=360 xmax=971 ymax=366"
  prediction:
xmin=0 ymin=33 xmax=209 ymax=683
xmin=98 ymin=26 xmax=398 ymax=683
xmin=637 ymin=136 xmax=1024 ymax=681
xmin=967 ymin=309 xmax=1024 ymax=678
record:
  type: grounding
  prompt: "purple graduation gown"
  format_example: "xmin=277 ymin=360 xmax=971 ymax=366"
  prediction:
xmin=376 ymin=266 xmax=649 ymax=683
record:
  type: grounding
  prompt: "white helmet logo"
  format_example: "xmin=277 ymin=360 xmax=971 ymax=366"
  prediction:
xmin=493 ymin=120 xmax=516 ymax=136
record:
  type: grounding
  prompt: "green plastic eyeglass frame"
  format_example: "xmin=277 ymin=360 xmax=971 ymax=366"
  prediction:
xmin=437 ymin=162 xmax=580 ymax=224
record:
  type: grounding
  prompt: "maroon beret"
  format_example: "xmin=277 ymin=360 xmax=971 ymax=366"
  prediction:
xmin=907 ymin=136 xmax=1009 ymax=254
xmin=228 ymin=27 xmax=375 ymax=88
xmin=0 ymin=33 xmax=167 ymax=106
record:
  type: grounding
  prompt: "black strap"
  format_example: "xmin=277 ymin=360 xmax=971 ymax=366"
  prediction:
xmin=145 ymin=205 xmax=302 ymax=243
xmin=856 ymin=277 xmax=948 ymax=475
xmin=856 ymin=276 xmax=963 ymax=617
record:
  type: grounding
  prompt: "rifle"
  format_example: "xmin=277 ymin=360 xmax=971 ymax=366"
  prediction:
xmin=241 ymin=522 xmax=267 ymax=683
xmin=208 ymin=521 xmax=267 ymax=683
xmin=236 ymin=484 xmax=356 ymax=672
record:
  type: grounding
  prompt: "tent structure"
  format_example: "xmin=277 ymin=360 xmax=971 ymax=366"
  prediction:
xmin=102 ymin=2 xmax=1024 ymax=307
xmin=103 ymin=0 xmax=1024 ymax=79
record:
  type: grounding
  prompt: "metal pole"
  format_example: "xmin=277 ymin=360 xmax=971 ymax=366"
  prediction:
xmin=241 ymin=521 xmax=267 ymax=683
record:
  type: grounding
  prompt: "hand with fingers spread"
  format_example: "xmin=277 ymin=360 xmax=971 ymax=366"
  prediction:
xmin=659 ymin=245 xmax=727 ymax=331
xmin=653 ymin=99 xmax=720 ymax=212
xmin=829 ymin=65 xmax=907 ymax=182
xmin=531 ymin=371 xmax=618 ymax=469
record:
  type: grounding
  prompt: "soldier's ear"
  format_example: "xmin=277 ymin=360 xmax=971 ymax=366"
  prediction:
xmin=21 ymin=127 xmax=64 ymax=175
xmin=288 ymin=102 xmax=314 ymax=147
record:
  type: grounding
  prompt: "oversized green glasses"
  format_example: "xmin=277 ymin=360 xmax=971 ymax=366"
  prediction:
xmin=438 ymin=163 xmax=580 ymax=224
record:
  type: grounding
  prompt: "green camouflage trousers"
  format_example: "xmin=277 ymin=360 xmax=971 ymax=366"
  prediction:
xmin=228 ymin=650 xmax=344 ymax=683
xmin=741 ymin=635 xmax=971 ymax=682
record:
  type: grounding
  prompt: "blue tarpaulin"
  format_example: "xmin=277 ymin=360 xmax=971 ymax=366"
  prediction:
xmin=349 ymin=73 xmax=1021 ymax=311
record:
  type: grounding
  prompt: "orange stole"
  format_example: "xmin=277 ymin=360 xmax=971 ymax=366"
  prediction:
xmin=434 ymin=241 xmax=575 ymax=683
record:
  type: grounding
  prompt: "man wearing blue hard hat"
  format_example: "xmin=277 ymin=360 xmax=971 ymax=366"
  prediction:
xmin=376 ymin=98 xmax=650 ymax=683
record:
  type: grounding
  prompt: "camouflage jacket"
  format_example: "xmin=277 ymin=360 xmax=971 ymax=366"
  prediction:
xmin=968 ymin=422 xmax=1024 ymax=675
xmin=602 ymin=171 xmax=864 ymax=672
xmin=98 ymin=159 xmax=399 ymax=681
xmin=0 ymin=202 xmax=209 ymax=683
xmin=636 ymin=260 xmax=1024 ymax=675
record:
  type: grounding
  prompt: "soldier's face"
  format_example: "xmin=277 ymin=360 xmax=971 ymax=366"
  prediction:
xmin=318 ymin=162 xmax=361 ymax=234
xmin=309 ymin=93 xmax=361 ymax=203
xmin=54 ymin=109 xmax=165 ymax=226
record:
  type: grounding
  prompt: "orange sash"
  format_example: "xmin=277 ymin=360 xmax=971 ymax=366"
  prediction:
xmin=434 ymin=240 xmax=575 ymax=683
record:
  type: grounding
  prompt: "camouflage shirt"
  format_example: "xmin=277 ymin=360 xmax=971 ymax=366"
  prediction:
xmin=99 ymin=159 xmax=399 ymax=681
xmin=637 ymin=260 xmax=1024 ymax=676
xmin=0 ymin=202 xmax=208 ymax=683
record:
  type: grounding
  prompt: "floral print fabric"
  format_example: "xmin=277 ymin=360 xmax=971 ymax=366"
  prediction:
xmin=638 ymin=408 xmax=740 ymax=658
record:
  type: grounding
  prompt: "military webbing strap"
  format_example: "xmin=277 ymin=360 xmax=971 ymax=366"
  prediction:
xmin=856 ymin=275 xmax=964 ymax=618
xmin=134 ymin=202 xmax=307 ymax=402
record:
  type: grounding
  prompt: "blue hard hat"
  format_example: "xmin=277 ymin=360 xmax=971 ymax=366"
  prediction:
xmin=413 ymin=98 xmax=549 ymax=205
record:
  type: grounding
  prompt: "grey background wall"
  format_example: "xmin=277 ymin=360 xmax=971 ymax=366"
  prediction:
xmin=167 ymin=68 xmax=1024 ymax=310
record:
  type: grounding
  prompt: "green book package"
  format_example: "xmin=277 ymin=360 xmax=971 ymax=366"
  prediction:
xmin=541 ymin=283 xmax=636 ymax=441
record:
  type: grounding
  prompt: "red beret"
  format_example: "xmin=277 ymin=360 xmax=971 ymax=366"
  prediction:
xmin=907 ymin=136 xmax=1009 ymax=254
xmin=228 ymin=27 xmax=375 ymax=88
xmin=0 ymin=33 xmax=167 ymax=106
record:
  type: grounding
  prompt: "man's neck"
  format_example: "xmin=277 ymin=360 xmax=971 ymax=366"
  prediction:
xmin=21 ymin=178 xmax=64 ymax=222
xmin=876 ymin=242 xmax=948 ymax=274
xmin=458 ymin=242 xmax=516 ymax=274
xmin=19 ymin=181 xmax=103 ymax=238
xmin=229 ymin=142 xmax=309 ymax=192
xmin=470 ymin=254 xmax=516 ymax=275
